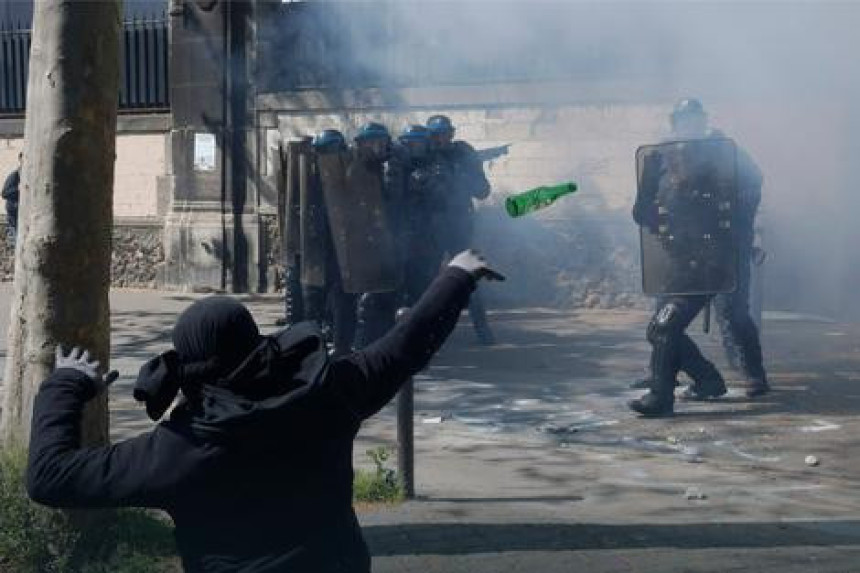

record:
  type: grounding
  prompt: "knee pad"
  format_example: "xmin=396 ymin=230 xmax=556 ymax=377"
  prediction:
xmin=647 ymin=303 xmax=682 ymax=345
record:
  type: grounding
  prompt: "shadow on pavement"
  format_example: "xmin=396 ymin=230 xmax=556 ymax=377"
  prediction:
xmin=419 ymin=495 xmax=585 ymax=504
xmin=365 ymin=520 xmax=860 ymax=556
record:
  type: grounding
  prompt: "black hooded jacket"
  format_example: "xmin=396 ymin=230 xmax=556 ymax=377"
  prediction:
xmin=27 ymin=267 xmax=476 ymax=573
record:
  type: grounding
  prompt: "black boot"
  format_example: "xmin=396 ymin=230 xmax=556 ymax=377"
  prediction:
xmin=674 ymin=334 xmax=727 ymax=400
xmin=745 ymin=377 xmax=770 ymax=398
xmin=680 ymin=380 xmax=727 ymax=401
xmin=628 ymin=391 xmax=674 ymax=417
xmin=630 ymin=377 xmax=680 ymax=390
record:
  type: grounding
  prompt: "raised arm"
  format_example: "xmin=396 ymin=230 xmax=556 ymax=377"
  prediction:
xmin=324 ymin=251 xmax=502 ymax=420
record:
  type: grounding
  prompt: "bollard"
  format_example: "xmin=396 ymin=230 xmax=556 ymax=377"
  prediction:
xmin=396 ymin=377 xmax=415 ymax=499
xmin=395 ymin=307 xmax=415 ymax=499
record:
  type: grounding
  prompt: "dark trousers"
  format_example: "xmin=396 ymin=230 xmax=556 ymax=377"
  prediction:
xmin=305 ymin=284 xmax=357 ymax=358
xmin=355 ymin=291 xmax=399 ymax=348
xmin=283 ymin=261 xmax=304 ymax=326
xmin=5 ymin=208 xmax=17 ymax=246
xmin=402 ymin=252 xmax=442 ymax=306
xmin=303 ymin=261 xmax=358 ymax=357
xmin=713 ymin=253 xmax=767 ymax=383
xmin=648 ymin=295 xmax=714 ymax=401
xmin=442 ymin=224 xmax=494 ymax=342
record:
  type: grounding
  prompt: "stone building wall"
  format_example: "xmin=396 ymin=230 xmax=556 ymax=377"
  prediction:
xmin=2 ymin=219 xmax=164 ymax=288
xmin=111 ymin=220 xmax=165 ymax=288
xmin=0 ymin=131 xmax=167 ymax=219
xmin=1 ymin=121 xmax=169 ymax=288
xmin=113 ymin=134 xmax=168 ymax=218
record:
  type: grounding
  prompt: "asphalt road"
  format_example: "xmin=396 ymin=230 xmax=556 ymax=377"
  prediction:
xmin=2 ymin=284 xmax=859 ymax=572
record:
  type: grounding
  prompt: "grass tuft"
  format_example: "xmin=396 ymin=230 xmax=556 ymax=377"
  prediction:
xmin=353 ymin=447 xmax=405 ymax=504
xmin=0 ymin=447 xmax=179 ymax=573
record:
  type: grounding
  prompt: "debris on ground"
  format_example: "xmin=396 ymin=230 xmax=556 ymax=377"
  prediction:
xmin=684 ymin=486 xmax=708 ymax=500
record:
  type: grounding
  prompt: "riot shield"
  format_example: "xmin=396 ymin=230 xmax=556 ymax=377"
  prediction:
xmin=637 ymin=137 xmax=738 ymax=296
xmin=317 ymin=152 xmax=398 ymax=294
xmin=298 ymin=148 xmax=329 ymax=288
xmin=281 ymin=140 xmax=304 ymax=265
xmin=279 ymin=139 xmax=311 ymax=323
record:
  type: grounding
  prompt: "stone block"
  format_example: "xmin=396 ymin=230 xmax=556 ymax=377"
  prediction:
xmin=484 ymin=121 xmax=534 ymax=140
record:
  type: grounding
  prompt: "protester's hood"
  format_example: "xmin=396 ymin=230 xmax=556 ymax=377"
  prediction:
xmin=133 ymin=297 xmax=334 ymax=444
xmin=180 ymin=323 xmax=334 ymax=444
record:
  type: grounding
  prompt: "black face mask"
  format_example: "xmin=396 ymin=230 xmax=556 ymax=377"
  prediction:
xmin=405 ymin=141 xmax=429 ymax=162
xmin=357 ymin=139 xmax=392 ymax=163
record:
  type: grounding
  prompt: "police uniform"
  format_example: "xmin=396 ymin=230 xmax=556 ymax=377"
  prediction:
xmin=630 ymin=99 xmax=768 ymax=417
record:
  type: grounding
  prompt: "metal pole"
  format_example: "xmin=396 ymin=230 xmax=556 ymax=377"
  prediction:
xmin=395 ymin=307 xmax=415 ymax=499
xmin=396 ymin=378 xmax=415 ymax=499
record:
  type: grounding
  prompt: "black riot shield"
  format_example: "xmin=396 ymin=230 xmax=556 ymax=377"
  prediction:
xmin=281 ymin=140 xmax=305 ymax=266
xmin=637 ymin=137 xmax=739 ymax=296
xmin=298 ymin=148 xmax=329 ymax=288
xmin=317 ymin=152 xmax=398 ymax=294
xmin=279 ymin=139 xmax=310 ymax=323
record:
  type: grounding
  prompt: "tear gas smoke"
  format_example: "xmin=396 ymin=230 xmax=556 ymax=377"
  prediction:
xmin=259 ymin=1 xmax=860 ymax=319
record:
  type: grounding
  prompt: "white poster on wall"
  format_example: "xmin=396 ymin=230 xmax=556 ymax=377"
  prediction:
xmin=193 ymin=133 xmax=217 ymax=172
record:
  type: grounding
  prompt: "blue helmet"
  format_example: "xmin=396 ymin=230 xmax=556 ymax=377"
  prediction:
xmin=399 ymin=124 xmax=430 ymax=143
xmin=354 ymin=122 xmax=391 ymax=142
xmin=312 ymin=129 xmax=346 ymax=152
xmin=671 ymin=98 xmax=706 ymax=121
xmin=426 ymin=114 xmax=454 ymax=135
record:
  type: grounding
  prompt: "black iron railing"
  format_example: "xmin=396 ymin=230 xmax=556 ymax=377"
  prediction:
xmin=0 ymin=16 xmax=169 ymax=116
xmin=120 ymin=16 xmax=170 ymax=112
xmin=0 ymin=24 xmax=29 ymax=114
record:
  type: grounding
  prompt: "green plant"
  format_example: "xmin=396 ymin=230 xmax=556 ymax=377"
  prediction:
xmin=0 ymin=447 xmax=179 ymax=573
xmin=352 ymin=447 xmax=404 ymax=504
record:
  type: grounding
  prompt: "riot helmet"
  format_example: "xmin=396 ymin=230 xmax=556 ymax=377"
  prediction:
xmin=670 ymin=98 xmax=708 ymax=140
xmin=399 ymin=124 xmax=430 ymax=160
xmin=312 ymin=129 xmax=347 ymax=154
xmin=354 ymin=122 xmax=392 ymax=162
xmin=426 ymin=114 xmax=455 ymax=149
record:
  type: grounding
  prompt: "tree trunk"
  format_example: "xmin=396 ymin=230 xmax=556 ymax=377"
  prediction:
xmin=1 ymin=0 xmax=120 ymax=447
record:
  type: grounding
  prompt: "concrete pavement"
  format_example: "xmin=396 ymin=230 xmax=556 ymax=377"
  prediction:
xmin=2 ymin=284 xmax=860 ymax=571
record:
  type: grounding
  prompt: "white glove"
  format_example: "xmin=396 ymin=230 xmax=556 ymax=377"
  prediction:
xmin=55 ymin=345 xmax=119 ymax=394
xmin=448 ymin=249 xmax=505 ymax=282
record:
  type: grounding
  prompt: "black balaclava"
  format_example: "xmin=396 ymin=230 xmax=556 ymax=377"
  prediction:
xmin=172 ymin=296 xmax=262 ymax=377
xmin=134 ymin=296 xmax=268 ymax=420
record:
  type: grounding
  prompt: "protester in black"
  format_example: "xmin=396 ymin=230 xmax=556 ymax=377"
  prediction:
xmin=28 ymin=251 xmax=503 ymax=573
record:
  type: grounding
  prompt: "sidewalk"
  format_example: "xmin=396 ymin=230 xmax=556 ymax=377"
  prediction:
xmin=2 ymin=284 xmax=860 ymax=571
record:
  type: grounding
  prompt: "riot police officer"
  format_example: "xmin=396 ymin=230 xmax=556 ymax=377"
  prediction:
xmin=669 ymin=100 xmax=768 ymax=399
xmin=629 ymin=99 xmax=768 ymax=417
xmin=389 ymin=124 xmax=443 ymax=307
xmin=425 ymin=114 xmax=496 ymax=345
xmin=353 ymin=122 xmax=403 ymax=347
xmin=304 ymin=129 xmax=355 ymax=355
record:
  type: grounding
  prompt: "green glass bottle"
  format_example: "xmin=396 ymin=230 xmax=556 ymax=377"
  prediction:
xmin=505 ymin=182 xmax=578 ymax=217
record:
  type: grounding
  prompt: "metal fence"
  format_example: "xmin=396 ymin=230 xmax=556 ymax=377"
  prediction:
xmin=0 ymin=16 xmax=169 ymax=116
xmin=120 ymin=16 xmax=169 ymax=112
xmin=0 ymin=24 xmax=29 ymax=114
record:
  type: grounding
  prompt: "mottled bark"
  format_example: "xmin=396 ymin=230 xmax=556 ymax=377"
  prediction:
xmin=1 ymin=0 xmax=121 ymax=447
